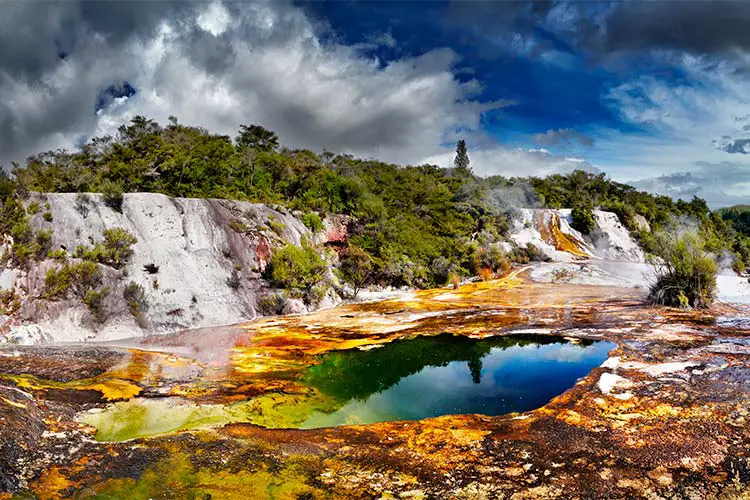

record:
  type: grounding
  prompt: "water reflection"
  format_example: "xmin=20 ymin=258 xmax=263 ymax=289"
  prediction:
xmin=301 ymin=334 xmax=614 ymax=428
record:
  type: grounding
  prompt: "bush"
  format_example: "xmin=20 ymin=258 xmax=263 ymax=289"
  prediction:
xmin=648 ymin=231 xmax=717 ymax=309
xmin=101 ymin=228 xmax=137 ymax=268
xmin=75 ymin=193 xmax=91 ymax=218
xmin=268 ymin=220 xmax=286 ymax=235
xmin=473 ymin=245 xmax=509 ymax=277
xmin=0 ymin=290 xmax=20 ymax=315
xmin=42 ymin=211 xmax=53 ymax=222
xmin=47 ymin=248 xmax=68 ymax=262
xmin=10 ymin=242 xmax=38 ymax=269
xmin=431 ymin=256 xmax=459 ymax=286
xmin=123 ymin=281 xmax=148 ymax=317
xmin=143 ymin=263 xmax=159 ymax=274
xmin=44 ymin=261 xmax=103 ymax=300
xmin=268 ymin=243 xmax=327 ymax=300
xmin=83 ymin=288 xmax=110 ymax=322
xmin=337 ymin=245 xmax=373 ymax=298
xmin=73 ymin=228 xmax=136 ymax=269
xmin=26 ymin=202 xmax=40 ymax=215
xmin=70 ymin=261 xmax=103 ymax=297
xmin=226 ymin=269 xmax=242 ymax=289
xmin=101 ymin=180 xmax=124 ymax=212
xmin=258 ymin=291 xmax=287 ymax=315
xmin=35 ymin=230 xmax=52 ymax=259
xmin=228 ymin=218 xmax=249 ymax=234
xmin=508 ymin=243 xmax=550 ymax=264
xmin=571 ymin=205 xmax=596 ymax=235
xmin=302 ymin=212 xmax=325 ymax=233
xmin=44 ymin=266 xmax=73 ymax=299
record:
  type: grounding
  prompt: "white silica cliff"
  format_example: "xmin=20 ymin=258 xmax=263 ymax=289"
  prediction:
xmin=0 ymin=193 xmax=344 ymax=344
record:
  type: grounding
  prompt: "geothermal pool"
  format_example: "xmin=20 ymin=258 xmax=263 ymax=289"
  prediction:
xmin=301 ymin=334 xmax=616 ymax=427
xmin=80 ymin=334 xmax=615 ymax=440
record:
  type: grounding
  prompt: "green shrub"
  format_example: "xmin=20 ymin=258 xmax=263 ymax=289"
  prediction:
xmin=42 ymin=211 xmax=53 ymax=222
xmin=35 ymin=230 xmax=52 ymax=259
xmin=571 ymin=205 xmax=596 ymax=235
xmin=0 ymin=290 xmax=21 ymax=315
xmin=44 ymin=261 xmax=103 ymax=300
xmin=507 ymin=243 xmax=551 ymax=264
xmin=258 ymin=291 xmax=287 ymax=315
xmin=27 ymin=202 xmax=40 ymax=214
xmin=83 ymin=287 xmax=110 ymax=322
xmin=431 ymin=256 xmax=459 ymax=286
xmin=473 ymin=245 xmax=509 ymax=276
xmin=73 ymin=228 xmax=137 ymax=269
xmin=101 ymin=180 xmax=124 ymax=212
xmin=228 ymin=218 xmax=249 ymax=234
xmin=101 ymin=228 xmax=137 ymax=268
xmin=74 ymin=243 xmax=106 ymax=262
xmin=10 ymin=242 xmax=39 ymax=269
xmin=44 ymin=266 xmax=73 ymax=299
xmin=47 ymin=248 xmax=68 ymax=262
xmin=648 ymin=231 xmax=717 ymax=309
xmin=123 ymin=281 xmax=148 ymax=317
xmin=268 ymin=243 xmax=327 ymax=300
xmin=302 ymin=212 xmax=325 ymax=233
xmin=268 ymin=220 xmax=286 ymax=235
xmin=337 ymin=245 xmax=373 ymax=297
xmin=71 ymin=261 xmax=103 ymax=296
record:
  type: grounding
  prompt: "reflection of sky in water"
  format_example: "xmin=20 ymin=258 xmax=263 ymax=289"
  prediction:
xmin=301 ymin=340 xmax=614 ymax=428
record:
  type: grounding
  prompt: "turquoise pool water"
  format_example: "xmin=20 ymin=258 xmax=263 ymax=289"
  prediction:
xmin=301 ymin=334 xmax=615 ymax=428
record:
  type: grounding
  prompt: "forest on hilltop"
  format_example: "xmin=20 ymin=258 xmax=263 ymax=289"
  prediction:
xmin=3 ymin=116 xmax=750 ymax=289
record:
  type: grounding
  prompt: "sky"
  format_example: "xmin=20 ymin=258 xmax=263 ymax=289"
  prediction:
xmin=2 ymin=1 xmax=750 ymax=207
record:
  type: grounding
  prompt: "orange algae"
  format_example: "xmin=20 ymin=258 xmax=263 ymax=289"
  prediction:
xmin=549 ymin=214 xmax=590 ymax=258
xmin=7 ymin=374 xmax=141 ymax=401
xmin=32 ymin=467 xmax=80 ymax=500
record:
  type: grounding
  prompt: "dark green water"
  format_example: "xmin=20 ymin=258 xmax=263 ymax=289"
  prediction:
xmin=301 ymin=334 xmax=615 ymax=428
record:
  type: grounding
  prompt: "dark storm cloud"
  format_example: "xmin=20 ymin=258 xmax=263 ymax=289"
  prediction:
xmin=533 ymin=128 xmax=594 ymax=148
xmin=178 ymin=27 xmax=238 ymax=75
xmin=0 ymin=1 xmax=198 ymax=80
xmin=447 ymin=0 xmax=750 ymax=58
xmin=721 ymin=138 xmax=750 ymax=154
xmin=602 ymin=1 xmax=750 ymax=55
xmin=0 ymin=0 xmax=493 ymax=167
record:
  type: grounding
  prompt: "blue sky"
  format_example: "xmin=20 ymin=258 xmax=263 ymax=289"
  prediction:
xmin=1 ymin=0 xmax=750 ymax=206
xmin=300 ymin=0 xmax=750 ymax=206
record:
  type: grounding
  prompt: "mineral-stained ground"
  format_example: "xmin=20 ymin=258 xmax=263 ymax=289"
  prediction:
xmin=2 ymin=268 xmax=750 ymax=499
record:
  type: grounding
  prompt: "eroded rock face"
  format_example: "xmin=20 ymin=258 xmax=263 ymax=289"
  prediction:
xmin=0 ymin=193 xmax=342 ymax=344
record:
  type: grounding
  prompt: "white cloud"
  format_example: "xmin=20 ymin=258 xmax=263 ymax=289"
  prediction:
xmin=0 ymin=0 xmax=500 ymax=166
xmin=596 ymin=53 xmax=750 ymax=206
xmin=421 ymin=145 xmax=599 ymax=178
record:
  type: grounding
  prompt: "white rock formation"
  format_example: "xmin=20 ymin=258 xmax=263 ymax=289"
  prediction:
xmin=509 ymin=208 xmax=643 ymax=262
xmin=0 ymin=193 xmax=344 ymax=344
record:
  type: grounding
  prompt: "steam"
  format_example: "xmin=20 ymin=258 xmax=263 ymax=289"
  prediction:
xmin=482 ymin=181 xmax=540 ymax=212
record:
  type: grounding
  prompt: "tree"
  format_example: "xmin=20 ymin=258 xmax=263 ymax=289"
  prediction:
xmin=454 ymin=139 xmax=472 ymax=175
xmin=337 ymin=246 xmax=373 ymax=298
xmin=268 ymin=243 xmax=327 ymax=299
xmin=235 ymin=124 xmax=279 ymax=152
xmin=571 ymin=205 xmax=596 ymax=235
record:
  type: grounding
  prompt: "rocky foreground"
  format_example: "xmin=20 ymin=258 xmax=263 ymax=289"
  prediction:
xmin=2 ymin=268 xmax=750 ymax=499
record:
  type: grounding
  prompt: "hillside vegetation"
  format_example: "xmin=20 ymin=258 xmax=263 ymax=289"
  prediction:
xmin=3 ymin=116 xmax=749 ymax=292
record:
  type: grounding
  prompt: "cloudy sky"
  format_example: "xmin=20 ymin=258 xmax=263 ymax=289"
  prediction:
xmin=2 ymin=1 xmax=750 ymax=207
